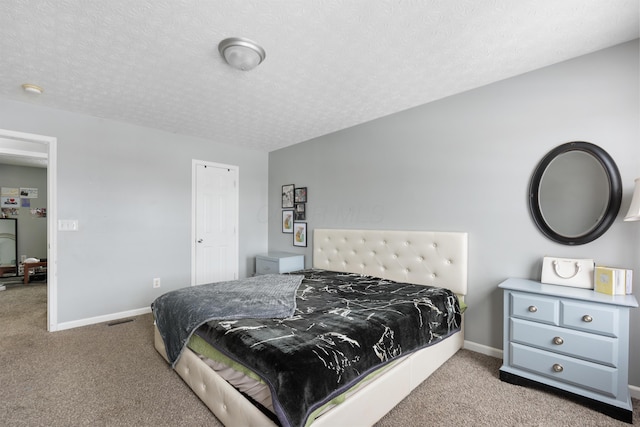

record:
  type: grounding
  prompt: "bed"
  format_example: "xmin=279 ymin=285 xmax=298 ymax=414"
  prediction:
xmin=153 ymin=228 xmax=468 ymax=426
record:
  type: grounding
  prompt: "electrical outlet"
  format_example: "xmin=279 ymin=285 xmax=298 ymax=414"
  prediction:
xmin=153 ymin=278 xmax=161 ymax=288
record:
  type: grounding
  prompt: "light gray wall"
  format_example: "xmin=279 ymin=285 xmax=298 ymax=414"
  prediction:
xmin=0 ymin=100 xmax=269 ymax=324
xmin=268 ymin=41 xmax=640 ymax=385
xmin=0 ymin=164 xmax=47 ymax=260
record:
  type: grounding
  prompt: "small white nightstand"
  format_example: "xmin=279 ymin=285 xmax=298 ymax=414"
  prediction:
xmin=255 ymin=252 xmax=304 ymax=275
xmin=499 ymin=278 xmax=638 ymax=423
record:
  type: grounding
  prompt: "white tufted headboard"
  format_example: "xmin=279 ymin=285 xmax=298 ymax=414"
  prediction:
xmin=313 ymin=229 xmax=468 ymax=296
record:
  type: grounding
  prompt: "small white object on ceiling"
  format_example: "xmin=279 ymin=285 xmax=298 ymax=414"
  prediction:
xmin=218 ymin=37 xmax=266 ymax=71
xmin=21 ymin=83 xmax=43 ymax=95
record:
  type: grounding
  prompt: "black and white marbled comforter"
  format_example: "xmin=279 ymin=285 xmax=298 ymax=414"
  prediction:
xmin=192 ymin=269 xmax=462 ymax=427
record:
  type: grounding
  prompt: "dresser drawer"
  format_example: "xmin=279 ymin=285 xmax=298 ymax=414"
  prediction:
xmin=510 ymin=292 xmax=559 ymax=325
xmin=510 ymin=343 xmax=618 ymax=397
xmin=561 ymin=300 xmax=619 ymax=337
xmin=510 ymin=318 xmax=618 ymax=367
xmin=256 ymin=258 xmax=279 ymax=274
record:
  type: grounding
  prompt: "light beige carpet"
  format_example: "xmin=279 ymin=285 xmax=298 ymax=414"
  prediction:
xmin=1 ymin=283 xmax=637 ymax=426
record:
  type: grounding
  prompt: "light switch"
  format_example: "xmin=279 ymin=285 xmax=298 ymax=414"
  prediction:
xmin=58 ymin=219 xmax=79 ymax=231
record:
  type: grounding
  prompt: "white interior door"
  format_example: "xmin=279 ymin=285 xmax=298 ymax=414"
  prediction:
xmin=193 ymin=161 xmax=238 ymax=285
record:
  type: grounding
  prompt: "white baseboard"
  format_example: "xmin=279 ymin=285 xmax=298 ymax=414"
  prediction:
xmin=630 ymin=384 xmax=640 ymax=400
xmin=463 ymin=340 xmax=640 ymax=399
xmin=463 ymin=340 xmax=503 ymax=359
xmin=56 ymin=306 xmax=151 ymax=331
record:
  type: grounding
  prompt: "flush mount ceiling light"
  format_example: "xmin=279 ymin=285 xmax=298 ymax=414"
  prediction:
xmin=21 ymin=83 xmax=43 ymax=94
xmin=218 ymin=37 xmax=266 ymax=71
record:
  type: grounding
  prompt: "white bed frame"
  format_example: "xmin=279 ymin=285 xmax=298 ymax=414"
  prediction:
xmin=154 ymin=228 xmax=468 ymax=427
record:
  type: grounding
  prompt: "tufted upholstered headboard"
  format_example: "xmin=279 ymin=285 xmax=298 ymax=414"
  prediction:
xmin=313 ymin=229 xmax=468 ymax=296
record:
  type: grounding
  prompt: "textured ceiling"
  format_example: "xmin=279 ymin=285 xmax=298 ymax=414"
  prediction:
xmin=0 ymin=1 xmax=638 ymax=153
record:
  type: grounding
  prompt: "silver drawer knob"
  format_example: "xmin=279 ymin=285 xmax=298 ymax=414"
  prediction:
xmin=552 ymin=336 xmax=564 ymax=345
xmin=582 ymin=315 xmax=593 ymax=323
xmin=528 ymin=305 xmax=538 ymax=313
xmin=552 ymin=364 xmax=564 ymax=373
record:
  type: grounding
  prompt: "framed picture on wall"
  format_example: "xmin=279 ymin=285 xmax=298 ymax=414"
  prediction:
xmin=294 ymin=187 xmax=307 ymax=203
xmin=293 ymin=222 xmax=307 ymax=247
xmin=294 ymin=203 xmax=305 ymax=220
xmin=282 ymin=210 xmax=294 ymax=233
xmin=282 ymin=184 xmax=294 ymax=208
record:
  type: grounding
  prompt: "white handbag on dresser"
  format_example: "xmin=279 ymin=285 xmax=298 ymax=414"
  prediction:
xmin=541 ymin=256 xmax=594 ymax=289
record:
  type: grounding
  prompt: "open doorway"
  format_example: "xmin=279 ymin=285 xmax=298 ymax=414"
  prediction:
xmin=0 ymin=129 xmax=57 ymax=331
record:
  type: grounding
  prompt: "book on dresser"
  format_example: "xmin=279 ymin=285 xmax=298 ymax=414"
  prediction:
xmin=594 ymin=266 xmax=633 ymax=295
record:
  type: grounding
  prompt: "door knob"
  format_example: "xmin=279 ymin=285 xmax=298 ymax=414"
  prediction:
xmin=197 ymin=239 xmax=203 ymax=243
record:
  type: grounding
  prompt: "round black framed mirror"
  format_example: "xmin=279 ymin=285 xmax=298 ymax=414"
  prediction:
xmin=529 ymin=141 xmax=622 ymax=245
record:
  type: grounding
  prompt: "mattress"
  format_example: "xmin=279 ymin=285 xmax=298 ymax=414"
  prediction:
xmin=188 ymin=333 xmax=402 ymax=425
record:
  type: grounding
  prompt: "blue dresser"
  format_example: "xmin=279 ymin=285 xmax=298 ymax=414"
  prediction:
xmin=499 ymin=278 xmax=638 ymax=423
xmin=255 ymin=252 xmax=304 ymax=275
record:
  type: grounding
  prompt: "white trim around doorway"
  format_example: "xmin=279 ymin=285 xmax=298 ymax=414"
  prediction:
xmin=0 ymin=128 xmax=58 ymax=331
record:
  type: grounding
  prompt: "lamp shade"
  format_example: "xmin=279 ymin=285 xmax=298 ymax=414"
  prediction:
xmin=624 ymin=177 xmax=640 ymax=221
xmin=218 ymin=37 xmax=265 ymax=71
